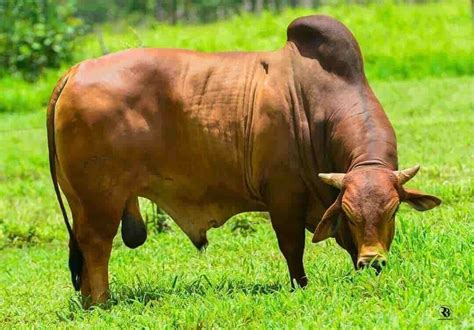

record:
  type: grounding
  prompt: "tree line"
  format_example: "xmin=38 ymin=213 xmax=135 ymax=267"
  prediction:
xmin=78 ymin=1 xmax=324 ymax=24
xmin=75 ymin=0 xmax=433 ymax=25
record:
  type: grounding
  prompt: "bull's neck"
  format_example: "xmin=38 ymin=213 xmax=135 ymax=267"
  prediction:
xmin=289 ymin=72 xmax=398 ymax=175
xmin=323 ymin=81 xmax=398 ymax=172
xmin=282 ymin=44 xmax=398 ymax=206
xmin=283 ymin=44 xmax=397 ymax=176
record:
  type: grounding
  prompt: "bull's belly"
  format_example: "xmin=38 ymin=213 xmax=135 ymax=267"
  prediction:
xmin=139 ymin=172 xmax=265 ymax=247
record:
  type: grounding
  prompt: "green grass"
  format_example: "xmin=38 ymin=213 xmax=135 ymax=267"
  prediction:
xmin=0 ymin=1 xmax=472 ymax=113
xmin=0 ymin=76 xmax=472 ymax=327
xmin=0 ymin=0 xmax=473 ymax=327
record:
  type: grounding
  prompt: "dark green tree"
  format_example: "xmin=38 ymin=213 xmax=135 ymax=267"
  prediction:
xmin=0 ymin=0 xmax=83 ymax=80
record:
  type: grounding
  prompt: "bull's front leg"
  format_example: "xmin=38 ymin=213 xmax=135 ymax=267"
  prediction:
xmin=266 ymin=182 xmax=308 ymax=288
xmin=272 ymin=217 xmax=307 ymax=288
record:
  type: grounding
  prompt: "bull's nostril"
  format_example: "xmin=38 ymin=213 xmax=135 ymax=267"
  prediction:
xmin=372 ymin=261 xmax=382 ymax=274
xmin=357 ymin=260 xmax=368 ymax=269
xmin=380 ymin=260 xmax=387 ymax=267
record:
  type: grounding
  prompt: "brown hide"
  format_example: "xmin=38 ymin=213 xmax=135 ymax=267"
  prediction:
xmin=47 ymin=15 xmax=439 ymax=304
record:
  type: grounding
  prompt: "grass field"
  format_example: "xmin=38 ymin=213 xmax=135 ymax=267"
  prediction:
xmin=0 ymin=1 xmax=473 ymax=328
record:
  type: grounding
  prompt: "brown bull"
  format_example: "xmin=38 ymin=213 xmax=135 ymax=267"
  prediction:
xmin=47 ymin=15 xmax=441 ymax=304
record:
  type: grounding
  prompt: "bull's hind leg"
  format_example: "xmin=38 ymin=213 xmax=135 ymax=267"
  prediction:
xmin=74 ymin=199 xmax=123 ymax=305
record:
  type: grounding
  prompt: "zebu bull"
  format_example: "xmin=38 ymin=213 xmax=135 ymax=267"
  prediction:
xmin=47 ymin=15 xmax=441 ymax=304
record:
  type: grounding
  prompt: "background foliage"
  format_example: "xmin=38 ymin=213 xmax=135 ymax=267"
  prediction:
xmin=0 ymin=1 xmax=471 ymax=113
xmin=0 ymin=0 xmax=83 ymax=80
xmin=1 ymin=0 xmax=472 ymax=82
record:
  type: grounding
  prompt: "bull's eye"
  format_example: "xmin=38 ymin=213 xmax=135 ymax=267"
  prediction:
xmin=386 ymin=203 xmax=400 ymax=221
xmin=342 ymin=203 xmax=358 ymax=224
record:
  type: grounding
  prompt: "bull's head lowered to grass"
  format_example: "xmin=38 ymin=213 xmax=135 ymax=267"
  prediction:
xmin=314 ymin=165 xmax=441 ymax=273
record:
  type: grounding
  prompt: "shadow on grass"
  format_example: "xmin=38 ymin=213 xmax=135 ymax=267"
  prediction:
xmin=57 ymin=275 xmax=284 ymax=320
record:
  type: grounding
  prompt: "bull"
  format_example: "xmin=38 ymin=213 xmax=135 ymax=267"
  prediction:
xmin=47 ymin=15 xmax=441 ymax=304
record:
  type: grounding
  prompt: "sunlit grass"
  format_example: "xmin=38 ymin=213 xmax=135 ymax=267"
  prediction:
xmin=0 ymin=0 xmax=472 ymax=326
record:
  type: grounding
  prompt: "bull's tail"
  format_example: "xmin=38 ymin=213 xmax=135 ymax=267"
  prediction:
xmin=46 ymin=70 xmax=83 ymax=291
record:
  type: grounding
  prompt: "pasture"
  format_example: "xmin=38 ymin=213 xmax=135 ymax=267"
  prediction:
xmin=0 ymin=1 xmax=473 ymax=328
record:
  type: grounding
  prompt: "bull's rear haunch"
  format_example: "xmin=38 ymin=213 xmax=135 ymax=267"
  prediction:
xmin=47 ymin=15 xmax=441 ymax=305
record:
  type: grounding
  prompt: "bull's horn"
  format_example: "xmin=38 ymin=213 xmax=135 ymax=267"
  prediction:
xmin=318 ymin=173 xmax=345 ymax=189
xmin=394 ymin=165 xmax=420 ymax=185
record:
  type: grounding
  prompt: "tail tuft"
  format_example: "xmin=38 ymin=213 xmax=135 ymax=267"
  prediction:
xmin=69 ymin=238 xmax=84 ymax=291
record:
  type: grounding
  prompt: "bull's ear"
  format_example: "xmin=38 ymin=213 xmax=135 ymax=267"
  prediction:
xmin=312 ymin=195 xmax=342 ymax=243
xmin=402 ymin=188 xmax=441 ymax=211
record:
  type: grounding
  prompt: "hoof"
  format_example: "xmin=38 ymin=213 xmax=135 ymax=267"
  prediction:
xmin=193 ymin=237 xmax=209 ymax=251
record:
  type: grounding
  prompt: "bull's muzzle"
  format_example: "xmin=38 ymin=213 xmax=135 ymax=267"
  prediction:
xmin=357 ymin=254 xmax=387 ymax=274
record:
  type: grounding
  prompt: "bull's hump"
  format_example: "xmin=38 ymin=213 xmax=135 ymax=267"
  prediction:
xmin=286 ymin=15 xmax=364 ymax=80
